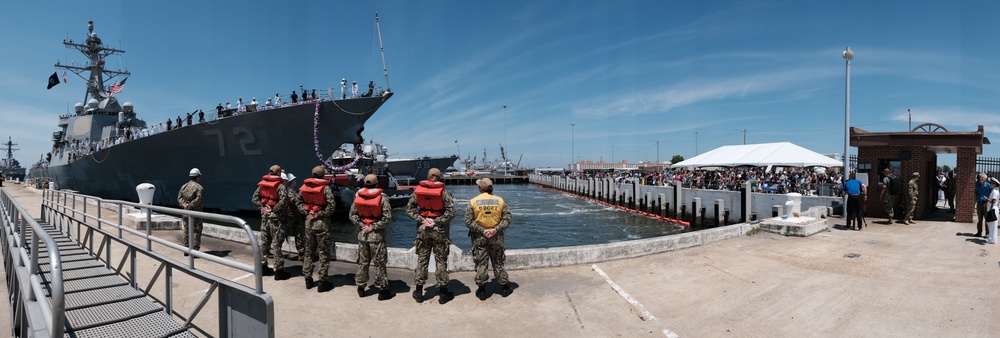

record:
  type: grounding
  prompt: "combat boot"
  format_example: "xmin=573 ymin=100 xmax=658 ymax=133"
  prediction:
xmin=378 ymin=288 xmax=396 ymax=301
xmin=317 ymin=280 xmax=333 ymax=293
xmin=297 ymin=254 xmax=304 ymax=262
xmin=274 ymin=269 xmax=290 ymax=281
xmin=438 ymin=286 xmax=454 ymax=304
xmin=304 ymin=277 xmax=315 ymax=289
xmin=412 ymin=285 xmax=424 ymax=303
xmin=500 ymin=283 xmax=512 ymax=297
xmin=357 ymin=285 xmax=366 ymax=297
xmin=262 ymin=264 xmax=274 ymax=276
xmin=475 ymin=284 xmax=487 ymax=301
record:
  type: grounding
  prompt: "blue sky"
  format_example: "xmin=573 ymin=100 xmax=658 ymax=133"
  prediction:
xmin=2 ymin=1 xmax=997 ymax=169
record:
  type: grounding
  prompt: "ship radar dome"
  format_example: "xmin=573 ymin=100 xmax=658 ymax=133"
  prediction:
xmin=87 ymin=99 xmax=99 ymax=108
xmin=74 ymin=102 xmax=84 ymax=112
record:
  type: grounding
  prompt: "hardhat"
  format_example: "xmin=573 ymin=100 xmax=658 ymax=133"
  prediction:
xmin=281 ymin=172 xmax=296 ymax=182
xmin=364 ymin=174 xmax=378 ymax=186
xmin=189 ymin=168 xmax=201 ymax=177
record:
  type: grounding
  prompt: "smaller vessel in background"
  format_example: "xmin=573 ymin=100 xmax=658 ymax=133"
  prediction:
xmin=1 ymin=137 xmax=27 ymax=183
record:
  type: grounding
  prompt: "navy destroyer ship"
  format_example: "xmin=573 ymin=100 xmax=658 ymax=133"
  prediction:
xmin=1 ymin=137 xmax=26 ymax=183
xmin=29 ymin=20 xmax=394 ymax=211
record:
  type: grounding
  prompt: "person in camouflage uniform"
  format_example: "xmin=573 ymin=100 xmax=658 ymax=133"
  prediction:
xmin=880 ymin=168 xmax=896 ymax=224
xmin=281 ymin=171 xmax=307 ymax=262
xmin=177 ymin=168 xmax=204 ymax=254
xmin=350 ymin=174 xmax=395 ymax=301
xmin=251 ymin=165 xmax=291 ymax=280
xmin=465 ymin=178 xmax=513 ymax=300
xmin=296 ymin=166 xmax=337 ymax=292
xmin=405 ymin=168 xmax=456 ymax=304
xmin=904 ymin=172 xmax=919 ymax=224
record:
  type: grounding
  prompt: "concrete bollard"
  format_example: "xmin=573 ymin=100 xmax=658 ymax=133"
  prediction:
xmin=659 ymin=193 xmax=667 ymax=217
xmin=772 ymin=205 xmax=783 ymax=218
xmin=715 ymin=199 xmax=725 ymax=226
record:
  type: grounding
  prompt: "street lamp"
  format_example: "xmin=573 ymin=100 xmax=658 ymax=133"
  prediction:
xmin=571 ymin=123 xmax=575 ymax=171
xmin=842 ymin=46 xmax=853 ymax=219
xmin=735 ymin=128 xmax=746 ymax=145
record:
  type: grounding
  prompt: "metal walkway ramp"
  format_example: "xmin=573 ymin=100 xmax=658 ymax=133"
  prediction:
xmin=34 ymin=222 xmax=195 ymax=337
xmin=3 ymin=188 xmax=274 ymax=338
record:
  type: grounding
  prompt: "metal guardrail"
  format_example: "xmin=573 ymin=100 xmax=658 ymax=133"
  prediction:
xmin=1 ymin=189 xmax=65 ymax=338
xmin=40 ymin=189 xmax=273 ymax=337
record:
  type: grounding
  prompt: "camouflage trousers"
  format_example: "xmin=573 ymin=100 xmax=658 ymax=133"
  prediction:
xmin=302 ymin=221 xmax=331 ymax=280
xmin=259 ymin=216 xmax=286 ymax=270
xmin=882 ymin=194 xmax=895 ymax=220
xmin=356 ymin=240 xmax=389 ymax=289
xmin=181 ymin=215 xmax=203 ymax=251
xmin=904 ymin=198 xmax=916 ymax=222
xmin=413 ymin=231 xmax=450 ymax=287
xmin=285 ymin=214 xmax=306 ymax=255
xmin=472 ymin=233 xmax=509 ymax=286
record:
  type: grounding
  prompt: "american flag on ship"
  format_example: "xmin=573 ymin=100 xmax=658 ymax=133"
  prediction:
xmin=109 ymin=77 xmax=128 ymax=95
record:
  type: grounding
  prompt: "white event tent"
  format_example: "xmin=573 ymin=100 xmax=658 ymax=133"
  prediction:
xmin=673 ymin=142 xmax=842 ymax=168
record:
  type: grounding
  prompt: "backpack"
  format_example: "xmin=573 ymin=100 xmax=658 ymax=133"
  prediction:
xmin=887 ymin=177 xmax=900 ymax=195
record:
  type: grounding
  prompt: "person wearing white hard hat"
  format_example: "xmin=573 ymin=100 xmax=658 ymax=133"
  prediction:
xmin=351 ymin=80 xmax=358 ymax=98
xmin=341 ymin=78 xmax=347 ymax=99
xmin=177 ymin=168 xmax=204 ymax=255
xmin=281 ymin=171 xmax=306 ymax=262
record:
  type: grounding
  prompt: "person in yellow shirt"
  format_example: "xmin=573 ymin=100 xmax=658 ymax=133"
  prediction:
xmin=464 ymin=178 xmax=513 ymax=300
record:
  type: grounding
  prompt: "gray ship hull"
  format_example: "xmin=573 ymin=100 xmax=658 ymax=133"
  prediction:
xmin=384 ymin=155 xmax=458 ymax=182
xmin=30 ymin=96 xmax=391 ymax=211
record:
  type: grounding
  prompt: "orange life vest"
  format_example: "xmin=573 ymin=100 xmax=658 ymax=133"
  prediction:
xmin=354 ymin=188 xmax=384 ymax=225
xmin=414 ymin=180 xmax=445 ymax=217
xmin=299 ymin=178 xmax=329 ymax=212
xmin=257 ymin=175 xmax=282 ymax=207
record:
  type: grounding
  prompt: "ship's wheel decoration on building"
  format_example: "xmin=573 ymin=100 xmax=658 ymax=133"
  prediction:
xmin=313 ymin=101 xmax=361 ymax=171
xmin=911 ymin=123 xmax=948 ymax=133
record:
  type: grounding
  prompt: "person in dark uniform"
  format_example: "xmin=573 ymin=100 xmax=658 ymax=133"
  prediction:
xmin=291 ymin=90 xmax=298 ymax=103
xmin=841 ymin=172 xmax=866 ymax=230
xmin=176 ymin=116 xmax=182 ymax=129
xmin=185 ymin=112 xmax=193 ymax=126
xmin=166 ymin=118 xmax=172 ymax=131
xmin=198 ymin=109 xmax=205 ymax=123
xmin=216 ymin=103 xmax=223 ymax=118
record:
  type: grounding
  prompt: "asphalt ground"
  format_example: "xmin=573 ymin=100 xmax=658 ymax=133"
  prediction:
xmin=1 ymin=183 xmax=998 ymax=337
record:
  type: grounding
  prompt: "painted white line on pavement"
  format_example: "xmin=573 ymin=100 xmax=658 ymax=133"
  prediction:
xmin=591 ymin=264 xmax=680 ymax=337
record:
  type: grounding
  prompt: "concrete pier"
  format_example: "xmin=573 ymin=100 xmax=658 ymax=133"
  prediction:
xmin=2 ymin=183 xmax=997 ymax=337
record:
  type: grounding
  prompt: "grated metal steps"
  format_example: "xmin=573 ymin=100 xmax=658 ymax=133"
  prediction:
xmin=29 ymin=222 xmax=194 ymax=337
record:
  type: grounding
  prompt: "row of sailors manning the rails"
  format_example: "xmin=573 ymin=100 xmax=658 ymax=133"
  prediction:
xmin=177 ymin=165 xmax=514 ymax=302
xmin=165 ymin=80 xmax=379 ymax=130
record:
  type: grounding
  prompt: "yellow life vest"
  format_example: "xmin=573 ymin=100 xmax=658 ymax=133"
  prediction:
xmin=470 ymin=193 xmax=504 ymax=229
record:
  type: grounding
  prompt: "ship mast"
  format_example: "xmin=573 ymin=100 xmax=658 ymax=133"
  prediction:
xmin=375 ymin=12 xmax=391 ymax=92
xmin=2 ymin=137 xmax=18 ymax=166
xmin=54 ymin=21 xmax=130 ymax=113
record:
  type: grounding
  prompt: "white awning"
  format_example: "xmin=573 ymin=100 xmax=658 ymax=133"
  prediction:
xmin=674 ymin=142 xmax=842 ymax=168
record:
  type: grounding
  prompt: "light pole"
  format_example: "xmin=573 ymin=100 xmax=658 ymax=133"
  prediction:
xmin=695 ymin=132 xmax=698 ymax=155
xmin=843 ymin=46 xmax=853 ymax=219
xmin=735 ymin=128 xmax=746 ymax=144
xmin=502 ymin=105 xmax=507 ymax=152
xmin=571 ymin=123 xmax=575 ymax=171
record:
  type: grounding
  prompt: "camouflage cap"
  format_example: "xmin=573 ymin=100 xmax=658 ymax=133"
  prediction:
xmin=427 ymin=168 xmax=442 ymax=180
xmin=311 ymin=166 xmax=326 ymax=178
xmin=364 ymin=174 xmax=378 ymax=186
xmin=269 ymin=165 xmax=282 ymax=175
xmin=476 ymin=178 xmax=493 ymax=190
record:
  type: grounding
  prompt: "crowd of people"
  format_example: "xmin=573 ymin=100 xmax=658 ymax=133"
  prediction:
xmin=567 ymin=166 xmax=847 ymax=196
xmin=178 ymin=165 xmax=513 ymax=302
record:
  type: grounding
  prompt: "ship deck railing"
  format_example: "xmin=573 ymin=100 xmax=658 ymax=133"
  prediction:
xmin=16 ymin=189 xmax=274 ymax=337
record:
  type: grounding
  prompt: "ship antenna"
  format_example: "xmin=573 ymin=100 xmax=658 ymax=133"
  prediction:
xmin=375 ymin=12 xmax=391 ymax=92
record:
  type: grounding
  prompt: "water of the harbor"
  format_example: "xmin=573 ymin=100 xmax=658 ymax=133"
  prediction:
xmin=243 ymin=184 xmax=689 ymax=251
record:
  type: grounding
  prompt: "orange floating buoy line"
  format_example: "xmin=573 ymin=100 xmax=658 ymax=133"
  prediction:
xmin=534 ymin=184 xmax=690 ymax=226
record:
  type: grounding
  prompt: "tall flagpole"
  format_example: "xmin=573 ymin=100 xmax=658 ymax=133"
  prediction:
xmin=375 ymin=12 xmax=390 ymax=91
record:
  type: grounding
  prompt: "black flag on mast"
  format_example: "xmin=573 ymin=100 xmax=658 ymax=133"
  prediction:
xmin=47 ymin=72 xmax=60 ymax=89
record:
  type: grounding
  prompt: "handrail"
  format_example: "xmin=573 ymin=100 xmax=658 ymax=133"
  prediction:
xmin=1 ymin=189 xmax=65 ymax=338
xmin=41 ymin=189 xmax=264 ymax=294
